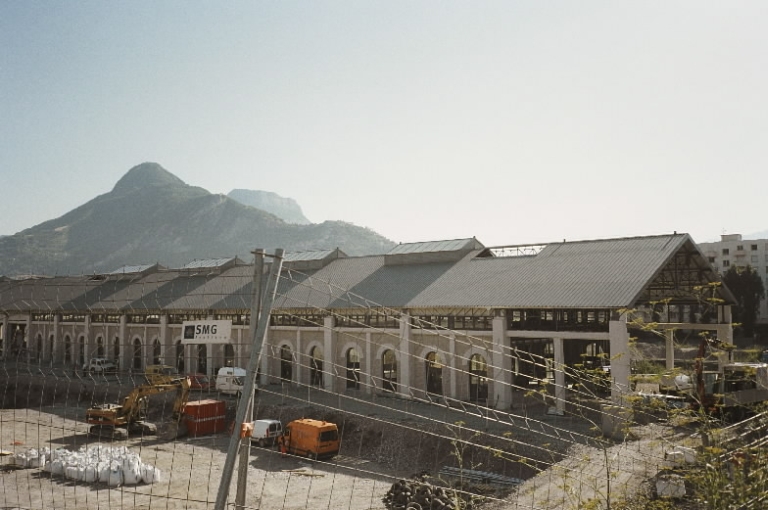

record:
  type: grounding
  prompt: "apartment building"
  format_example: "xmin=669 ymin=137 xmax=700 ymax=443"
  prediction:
xmin=698 ymin=234 xmax=768 ymax=327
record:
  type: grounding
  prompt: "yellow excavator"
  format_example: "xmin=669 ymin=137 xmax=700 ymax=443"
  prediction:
xmin=86 ymin=376 xmax=191 ymax=440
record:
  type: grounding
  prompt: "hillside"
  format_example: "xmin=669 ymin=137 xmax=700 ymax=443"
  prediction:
xmin=0 ymin=163 xmax=395 ymax=276
xmin=227 ymin=189 xmax=310 ymax=225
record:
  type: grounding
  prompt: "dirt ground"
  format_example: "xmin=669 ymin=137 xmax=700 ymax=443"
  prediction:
xmin=0 ymin=367 xmax=685 ymax=510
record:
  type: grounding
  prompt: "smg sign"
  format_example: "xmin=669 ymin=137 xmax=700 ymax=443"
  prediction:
xmin=182 ymin=320 xmax=232 ymax=344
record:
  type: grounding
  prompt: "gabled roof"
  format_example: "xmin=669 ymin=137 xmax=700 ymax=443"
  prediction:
xmin=275 ymin=233 xmax=733 ymax=311
xmin=0 ymin=233 xmax=735 ymax=315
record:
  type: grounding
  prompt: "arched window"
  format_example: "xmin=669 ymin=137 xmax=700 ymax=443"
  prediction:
xmin=346 ymin=348 xmax=360 ymax=389
xmin=310 ymin=346 xmax=323 ymax=386
xmin=153 ymin=339 xmax=162 ymax=364
xmin=224 ymin=343 xmax=235 ymax=367
xmin=113 ymin=336 xmax=120 ymax=364
xmin=47 ymin=334 xmax=54 ymax=364
xmin=96 ymin=336 xmax=105 ymax=357
xmin=197 ymin=344 xmax=207 ymax=373
xmin=133 ymin=339 xmax=143 ymax=370
xmin=64 ymin=335 xmax=72 ymax=364
xmin=280 ymin=345 xmax=293 ymax=381
xmin=176 ymin=341 xmax=185 ymax=373
xmin=35 ymin=334 xmax=43 ymax=363
xmin=426 ymin=352 xmax=443 ymax=395
xmin=382 ymin=349 xmax=397 ymax=392
xmin=77 ymin=336 xmax=86 ymax=367
xmin=469 ymin=353 xmax=489 ymax=402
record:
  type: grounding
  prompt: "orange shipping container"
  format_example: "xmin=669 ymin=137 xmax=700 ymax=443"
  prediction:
xmin=184 ymin=400 xmax=227 ymax=436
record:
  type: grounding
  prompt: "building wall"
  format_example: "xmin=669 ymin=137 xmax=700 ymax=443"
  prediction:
xmin=698 ymin=234 xmax=768 ymax=325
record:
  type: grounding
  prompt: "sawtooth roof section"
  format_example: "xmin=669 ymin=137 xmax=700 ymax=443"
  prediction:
xmin=283 ymin=248 xmax=347 ymax=272
xmin=0 ymin=275 xmax=90 ymax=312
xmin=175 ymin=257 xmax=243 ymax=271
xmin=385 ymin=238 xmax=484 ymax=266
xmin=106 ymin=263 xmax=164 ymax=276
xmin=167 ymin=264 xmax=253 ymax=312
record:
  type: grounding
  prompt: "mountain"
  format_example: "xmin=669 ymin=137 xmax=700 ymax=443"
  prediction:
xmin=227 ymin=189 xmax=310 ymax=224
xmin=0 ymin=163 xmax=396 ymax=276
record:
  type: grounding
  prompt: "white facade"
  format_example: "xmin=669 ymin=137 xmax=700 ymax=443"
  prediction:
xmin=698 ymin=234 xmax=768 ymax=325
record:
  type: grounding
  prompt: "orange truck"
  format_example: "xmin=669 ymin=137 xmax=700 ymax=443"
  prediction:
xmin=278 ymin=418 xmax=340 ymax=460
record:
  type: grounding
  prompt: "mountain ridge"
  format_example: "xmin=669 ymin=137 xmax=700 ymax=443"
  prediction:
xmin=0 ymin=163 xmax=395 ymax=276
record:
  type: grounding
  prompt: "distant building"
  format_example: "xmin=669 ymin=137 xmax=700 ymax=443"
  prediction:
xmin=698 ymin=234 xmax=768 ymax=328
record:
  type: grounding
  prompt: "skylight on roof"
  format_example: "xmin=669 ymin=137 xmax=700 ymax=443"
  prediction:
xmin=488 ymin=245 xmax=547 ymax=257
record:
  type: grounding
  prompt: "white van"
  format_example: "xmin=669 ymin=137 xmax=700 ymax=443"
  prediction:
xmin=215 ymin=367 xmax=258 ymax=396
xmin=215 ymin=367 xmax=246 ymax=396
xmin=249 ymin=419 xmax=282 ymax=447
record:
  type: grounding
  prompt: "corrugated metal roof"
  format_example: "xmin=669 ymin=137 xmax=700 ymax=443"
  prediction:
xmin=176 ymin=257 xmax=237 ymax=270
xmin=107 ymin=264 xmax=156 ymax=275
xmin=386 ymin=238 xmax=477 ymax=255
xmin=284 ymin=250 xmax=337 ymax=262
xmin=0 ymin=234 xmax=732 ymax=314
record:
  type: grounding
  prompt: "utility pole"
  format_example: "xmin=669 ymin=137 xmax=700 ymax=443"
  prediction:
xmin=214 ymin=248 xmax=283 ymax=510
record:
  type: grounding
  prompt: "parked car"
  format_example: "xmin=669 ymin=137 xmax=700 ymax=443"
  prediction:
xmin=249 ymin=419 xmax=283 ymax=447
xmin=189 ymin=373 xmax=211 ymax=391
xmin=83 ymin=358 xmax=118 ymax=374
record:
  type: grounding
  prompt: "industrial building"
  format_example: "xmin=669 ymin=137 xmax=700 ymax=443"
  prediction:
xmin=0 ymin=233 xmax=736 ymax=412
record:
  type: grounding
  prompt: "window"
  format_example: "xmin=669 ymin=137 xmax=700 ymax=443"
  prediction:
xmin=723 ymin=260 xmax=730 ymax=267
xmin=346 ymin=348 xmax=360 ymax=389
xmin=382 ymin=349 xmax=397 ymax=392
xmin=722 ymin=249 xmax=730 ymax=255
xmin=737 ymin=245 xmax=744 ymax=251
xmin=708 ymin=257 xmax=716 ymax=263
xmin=752 ymin=244 xmax=758 ymax=251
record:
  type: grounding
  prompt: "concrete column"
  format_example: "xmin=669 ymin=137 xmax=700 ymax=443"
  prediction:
xmin=609 ymin=314 xmax=631 ymax=404
xmin=365 ymin=331 xmax=372 ymax=395
xmin=259 ymin=327 xmax=270 ymax=387
xmin=550 ymin=337 xmax=566 ymax=415
xmin=160 ymin=315 xmax=169 ymax=364
xmin=119 ymin=315 xmax=127 ymax=370
xmin=295 ymin=330 xmax=302 ymax=386
xmin=665 ymin=330 xmax=675 ymax=371
xmin=491 ymin=314 xmax=511 ymax=409
xmin=323 ymin=316 xmax=334 ymax=391
xmin=398 ymin=313 xmax=411 ymax=398
xmin=53 ymin=314 xmax=60 ymax=363
xmin=448 ymin=334 xmax=456 ymax=400
xmin=83 ymin=315 xmax=91 ymax=360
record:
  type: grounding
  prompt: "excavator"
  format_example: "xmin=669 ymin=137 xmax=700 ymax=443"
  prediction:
xmin=86 ymin=376 xmax=192 ymax=440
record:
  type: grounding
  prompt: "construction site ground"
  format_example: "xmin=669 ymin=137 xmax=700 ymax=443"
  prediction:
xmin=0 ymin=368 xmax=699 ymax=510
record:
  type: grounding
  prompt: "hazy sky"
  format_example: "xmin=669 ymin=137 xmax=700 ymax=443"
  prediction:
xmin=2 ymin=2 xmax=767 ymax=247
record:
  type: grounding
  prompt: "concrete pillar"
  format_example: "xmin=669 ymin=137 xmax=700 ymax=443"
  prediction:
xmin=398 ymin=313 xmax=411 ymax=398
xmin=550 ymin=337 xmax=566 ymax=415
xmin=53 ymin=314 xmax=60 ymax=363
xmin=295 ymin=331 xmax=302 ymax=386
xmin=83 ymin=315 xmax=90 ymax=360
xmin=119 ymin=315 xmax=127 ymax=370
xmin=491 ymin=314 xmax=511 ymax=409
xmin=609 ymin=313 xmax=631 ymax=404
xmin=448 ymin=334 xmax=456 ymax=400
xmin=323 ymin=316 xmax=334 ymax=391
xmin=365 ymin=330 xmax=372 ymax=395
xmin=665 ymin=330 xmax=675 ymax=371
xmin=160 ymin=314 xmax=169 ymax=364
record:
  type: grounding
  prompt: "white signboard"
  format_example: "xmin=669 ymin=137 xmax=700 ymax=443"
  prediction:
xmin=181 ymin=320 xmax=232 ymax=344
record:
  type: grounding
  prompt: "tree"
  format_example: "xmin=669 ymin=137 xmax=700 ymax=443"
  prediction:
xmin=722 ymin=265 xmax=765 ymax=337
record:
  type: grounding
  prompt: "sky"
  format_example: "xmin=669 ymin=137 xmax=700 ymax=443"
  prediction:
xmin=2 ymin=1 xmax=767 ymax=247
